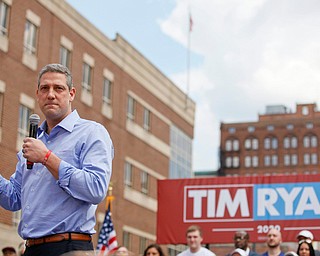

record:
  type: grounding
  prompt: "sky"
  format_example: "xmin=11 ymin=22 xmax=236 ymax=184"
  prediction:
xmin=66 ymin=0 xmax=320 ymax=172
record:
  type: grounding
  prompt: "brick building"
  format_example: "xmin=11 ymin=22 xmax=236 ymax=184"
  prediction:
xmin=219 ymin=103 xmax=320 ymax=176
xmin=0 ymin=0 xmax=195 ymax=254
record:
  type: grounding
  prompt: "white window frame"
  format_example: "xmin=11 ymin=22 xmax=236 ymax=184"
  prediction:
xmin=102 ymin=78 xmax=112 ymax=104
xmin=264 ymin=138 xmax=270 ymax=150
xmin=143 ymin=108 xmax=150 ymax=131
xmin=233 ymin=140 xmax=239 ymax=151
xmin=233 ymin=156 xmax=239 ymax=168
xmin=271 ymin=155 xmax=278 ymax=166
xmin=0 ymin=1 xmax=9 ymax=36
xmin=124 ymin=162 xmax=133 ymax=187
xmin=24 ymin=20 xmax=38 ymax=55
xmin=82 ymin=62 xmax=92 ymax=93
xmin=127 ymin=95 xmax=135 ymax=120
xmin=140 ymin=171 xmax=149 ymax=195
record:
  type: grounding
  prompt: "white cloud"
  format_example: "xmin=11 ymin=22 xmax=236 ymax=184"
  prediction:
xmin=160 ymin=0 xmax=320 ymax=170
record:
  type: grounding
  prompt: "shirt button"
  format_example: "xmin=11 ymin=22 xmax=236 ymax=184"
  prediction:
xmin=25 ymin=224 xmax=28 ymax=227
xmin=26 ymin=205 xmax=30 ymax=209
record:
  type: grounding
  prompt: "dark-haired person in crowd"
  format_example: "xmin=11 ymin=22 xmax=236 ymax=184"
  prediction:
xmin=144 ymin=244 xmax=165 ymax=256
xmin=227 ymin=230 xmax=259 ymax=256
xmin=296 ymin=230 xmax=320 ymax=256
xmin=0 ymin=64 xmax=114 ymax=256
xmin=2 ymin=247 xmax=17 ymax=256
xmin=297 ymin=239 xmax=315 ymax=256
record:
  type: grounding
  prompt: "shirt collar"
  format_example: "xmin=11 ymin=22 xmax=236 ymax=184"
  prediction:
xmin=39 ymin=110 xmax=80 ymax=135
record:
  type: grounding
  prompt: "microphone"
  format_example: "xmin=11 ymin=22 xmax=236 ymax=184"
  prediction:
xmin=26 ymin=114 xmax=40 ymax=169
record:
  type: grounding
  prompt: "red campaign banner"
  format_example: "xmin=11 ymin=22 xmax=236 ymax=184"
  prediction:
xmin=156 ymin=174 xmax=320 ymax=244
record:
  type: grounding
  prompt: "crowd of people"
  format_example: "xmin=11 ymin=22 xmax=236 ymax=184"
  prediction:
xmin=108 ymin=226 xmax=318 ymax=256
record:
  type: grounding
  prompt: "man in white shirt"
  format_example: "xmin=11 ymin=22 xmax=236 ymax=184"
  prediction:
xmin=177 ymin=225 xmax=216 ymax=256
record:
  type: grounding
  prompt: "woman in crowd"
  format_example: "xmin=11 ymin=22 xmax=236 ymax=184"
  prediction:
xmin=143 ymin=244 xmax=165 ymax=256
xmin=297 ymin=239 xmax=315 ymax=256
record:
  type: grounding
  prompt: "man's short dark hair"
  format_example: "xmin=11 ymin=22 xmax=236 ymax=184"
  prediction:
xmin=38 ymin=63 xmax=73 ymax=90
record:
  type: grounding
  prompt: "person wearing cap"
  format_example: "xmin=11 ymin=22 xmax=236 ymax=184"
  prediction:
xmin=261 ymin=228 xmax=285 ymax=256
xmin=2 ymin=247 xmax=17 ymax=256
xmin=296 ymin=230 xmax=320 ymax=256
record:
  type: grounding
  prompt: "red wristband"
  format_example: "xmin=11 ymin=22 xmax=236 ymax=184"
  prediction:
xmin=42 ymin=150 xmax=52 ymax=165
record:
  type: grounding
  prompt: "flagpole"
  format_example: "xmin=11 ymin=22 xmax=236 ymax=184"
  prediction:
xmin=106 ymin=184 xmax=115 ymax=212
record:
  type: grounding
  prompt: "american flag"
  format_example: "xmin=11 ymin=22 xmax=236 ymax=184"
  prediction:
xmin=96 ymin=206 xmax=118 ymax=256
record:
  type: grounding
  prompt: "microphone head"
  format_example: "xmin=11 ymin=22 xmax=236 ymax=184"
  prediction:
xmin=29 ymin=114 xmax=40 ymax=125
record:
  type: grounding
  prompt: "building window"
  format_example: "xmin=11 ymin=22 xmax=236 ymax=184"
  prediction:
xmin=245 ymin=156 xmax=251 ymax=168
xmin=303 ymin=135 xmax=318 ymax=148
xmin=17 ymin=105 xmax=32 ymax=149
xmin=244 ymin=139 xmax=251 ymax=149
xmin=228 ymin=127 xmax=236 ymax=134
xmin=291 ymin=154 xmax=298 ymax=166
xmin=0 ymin=1 xmax=9 ymax=36
xmin=252 ymin=156 xmax=258 ymax=167
xmin=271 ymin=138 xmax=278 ymax=149
xmin=59 ymin=46 xmax=71 ymax=69
xmin=233 ymin=156 xmax=239 ymax=168
xmin=245 ymin=138 xmax=258 ymax=150
xmin=284 ymin=154 xmax=298 ymax=166
xmin=264 ymin=138 xmax=270 ymax=150
xmin=82 ymin=62 xmax=92 ymax=93
xmin=304 ymin=153 xmax=318 ymax=165
xmin=124 ymin=162 xmax=132 ymax=187
xmin=302 ymin=106 xmax=309 ymax=115
xmin=248 ymin=126 xmax=255 ymax=133
xmin=284 ymin=154 xmax=290 ymax=166
xmin=127 ymin=95 xmax=135 ymax=121
xmin=267 ymin=125 xmax=274 ymax=131
xmin=140 ymin=171 xmax=148 ymax=194
xmin=24 ymin=20 xmax=38 ymax=55
xmin=311 ymin=153 xmax=318 ymax=164
xmin=123 ymin=231 xmax=131 ymax=250
xmin=139 ymin=237 xmax=147 ymax=256
xmin=271 ymin=155 xmax=278 ymax=166
xmin=170 ymin=126 xmax=192 ymax=178
xmin=264 ymin=137 xmax=278 ymax=150
xmin=143 ymin=108 xmax=150 ymax=131
xmin=284 ymin=136 xmax=298 ymax=149
xmin=225 ymin=139 xmax=239 ymax=151
xmin=306 ymin=122 xmax=313 ymax=129
xmin=103 ymin=78 xmax=112 ymax=105
xmin=304 ymin=154 xmax=310 ymax=165
xmin=226 ymin=156 xmax=239 ymax=168
xmin=226 ymin=157 xmax=232 ymax=168
xmin=286 ymin=124 xmax=294 ymax=130
xmin=264 ymin=155 xmax=270 ymax=166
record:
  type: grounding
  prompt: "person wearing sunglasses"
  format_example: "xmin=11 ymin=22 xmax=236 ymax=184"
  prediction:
xmin=297 ymin=239 xmax=315 ymax=256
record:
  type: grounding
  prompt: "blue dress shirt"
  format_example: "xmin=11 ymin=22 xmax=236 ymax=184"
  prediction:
xmin=0 ymin=110 xmax=114 ymax=239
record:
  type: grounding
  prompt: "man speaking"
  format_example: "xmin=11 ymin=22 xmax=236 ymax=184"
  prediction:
xmin=0 ymin=64 xmax=114 ymax=256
